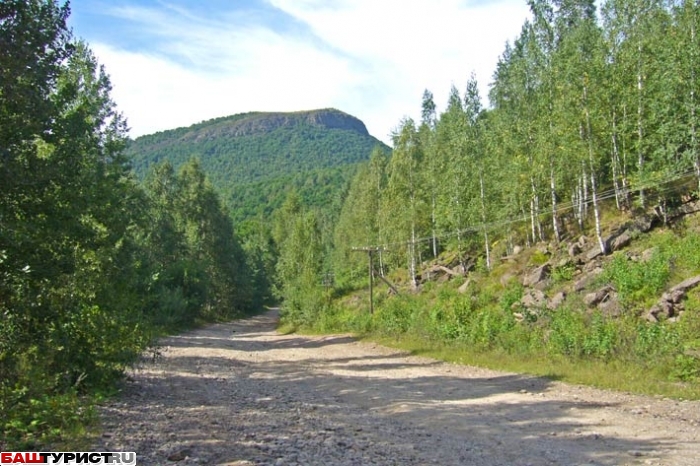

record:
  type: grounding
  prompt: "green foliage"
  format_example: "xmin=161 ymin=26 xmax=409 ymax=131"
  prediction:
xmin=127 ymin=109 xmax=390 ymax=224
xmin=274 ymin=196 xmax=328 ymax=327
xmin=602 ymin=252 xmax=670 ymax=306
xmin=670 ymin=355 xmax=700 ymax=382
xmin=1 ymin=387 xmax=93 ymax=450
xmin=552 ymin=263 xmax=576 ymax=283
xmin=0 ymin=2 xmax=266 ymax=449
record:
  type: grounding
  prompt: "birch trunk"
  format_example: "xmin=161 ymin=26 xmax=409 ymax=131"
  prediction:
xmin=691 ymin=19 xmax=700 ymax=192
xmin=611 ymin=109 xmax=622 ymax=210
xmin=550 ymin=159 xmax=560 ymax=242
xmin=637 ymin=42 xmax=646 ymax=208
xmin=479 ymin=170 xmax=490 ymax=270
xmin=584 ymin=85 xmax=607 ymax=255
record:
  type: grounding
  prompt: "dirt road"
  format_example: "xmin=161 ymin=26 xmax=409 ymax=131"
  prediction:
xmin=95 ymin=310 xmax=700 ymax=465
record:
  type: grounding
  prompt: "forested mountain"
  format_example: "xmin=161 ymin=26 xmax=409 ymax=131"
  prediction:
xmin=127 ymin=109 xmax=390 ymax=222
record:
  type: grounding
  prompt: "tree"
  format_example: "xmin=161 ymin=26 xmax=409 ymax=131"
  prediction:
xmin=333 ymin=147 xmax=389 ymax=285
xmin=420 ymin=89 xmax=440 ymax=258
xmin=386 ymin=118 xmax=425 ymax=289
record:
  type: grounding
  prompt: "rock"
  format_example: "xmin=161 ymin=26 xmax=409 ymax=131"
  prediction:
xmin=670 ymin=275 xmax=700 ymax=293
xmin=512 ymin=245 xmax=523 ymax=255
xmin=578 ymin=235 xmax=588 ymax=247
xmin=167 ymin=449 xmax=192 ymax=462
xmin=611 ymin=232 xmax=632 ymax=251
xmin=598 ymin=296 xmax=622 ymax=317
xmin=452 ymin=264 xmax=466 ymax=276
xmin=523 ymin=264 xmax=551 ymax=287
xmin=641 ymin=248 xmax=656 ymax=262
xmin=584 ymin=286 xmax=613 ymax=307
xmin=658 ymin=299 xmax=675 ymax=318
xmin=669 ymin=289 xmax=686 ymax=304
xmin=583 ymin=259 xmax=601 ymax=273
xmin=521 ymin=289 xmax=548 ymax=309
xmin=645 ymin=307 xmax=660 ymax=322
xmin=586 ymin=246 xmax=604 ymax=262
xmin=458 ymin=279 xmax=471 ymax=294
xmin=548 ymin=291 xmax=566 ymax=310
xmin=632 ymin=214 xmax=656 ymax=233
xmin=646 ymin=283 xmax=693 ymax=322
xmin=573 ymin=267 xmax=603 ymax=292
xmin=568 ymin=243 xmax=582 ymax=257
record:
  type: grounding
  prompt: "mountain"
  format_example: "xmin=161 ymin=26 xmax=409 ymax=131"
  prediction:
xmin=126 ymin=108 xmax=390 ymax=223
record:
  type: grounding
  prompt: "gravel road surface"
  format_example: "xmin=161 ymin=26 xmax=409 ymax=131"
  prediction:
xmin=94 ymin=310 xmax=700 ymax=465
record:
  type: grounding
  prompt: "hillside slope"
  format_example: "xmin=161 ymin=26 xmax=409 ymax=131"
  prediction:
xmin=126 ymin=109 xmax=390 ymax=222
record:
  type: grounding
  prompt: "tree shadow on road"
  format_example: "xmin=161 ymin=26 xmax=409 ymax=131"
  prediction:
xmin=95 ymin=314 xmax=688 ymax=466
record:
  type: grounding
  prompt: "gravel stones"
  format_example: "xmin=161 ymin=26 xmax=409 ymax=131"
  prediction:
xmin=93 ymin=311 xmax=700 ymax=466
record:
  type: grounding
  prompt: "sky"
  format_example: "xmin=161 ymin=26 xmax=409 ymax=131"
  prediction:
xmin=67 ymin=0 xmax=532 ymax=144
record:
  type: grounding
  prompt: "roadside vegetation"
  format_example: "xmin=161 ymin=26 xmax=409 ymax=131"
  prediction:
xmin=0 ymin=1 xmax=270 ymax=449
xmin=275 ymin=0 xmax=700 ymax=400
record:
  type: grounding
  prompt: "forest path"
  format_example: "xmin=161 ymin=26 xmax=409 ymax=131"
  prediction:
xmin=94 ymin=310 xmax=700 ymax=465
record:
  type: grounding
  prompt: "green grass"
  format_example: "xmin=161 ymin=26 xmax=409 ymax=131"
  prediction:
xmin=366 ymin=334 xmax=700 ymax=400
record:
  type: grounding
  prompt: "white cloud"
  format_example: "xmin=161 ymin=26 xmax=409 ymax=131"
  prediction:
xmin=86 ymin=1 xmax=530 ymax=143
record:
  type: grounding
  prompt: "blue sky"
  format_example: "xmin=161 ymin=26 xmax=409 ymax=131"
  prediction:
xmin=67 ymin=0 xmax=532 ymax=143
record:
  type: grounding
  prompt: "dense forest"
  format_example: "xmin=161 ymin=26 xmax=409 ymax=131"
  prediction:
xmin=0 ymin=1 xmax=269 ymax=448
xmin=326 ymin=0 xmax=700 ymax=288
xmin=126 ymin=109 xmax=390 ymax=224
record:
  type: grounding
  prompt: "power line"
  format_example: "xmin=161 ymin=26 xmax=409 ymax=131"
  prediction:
xmin=352 ymin=169 xmax=698 ymax=251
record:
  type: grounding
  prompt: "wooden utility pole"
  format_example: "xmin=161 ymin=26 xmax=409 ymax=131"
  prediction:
xmin=352 ymin=247 xmax=381 ymax=314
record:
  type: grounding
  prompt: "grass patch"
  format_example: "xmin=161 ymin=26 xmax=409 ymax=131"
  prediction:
xmin=361 ymin=332 xmax=700 ymax=400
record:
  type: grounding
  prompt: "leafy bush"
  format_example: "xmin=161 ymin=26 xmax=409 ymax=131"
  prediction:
xmin=602 ymin=252 xmax=670 ymax=306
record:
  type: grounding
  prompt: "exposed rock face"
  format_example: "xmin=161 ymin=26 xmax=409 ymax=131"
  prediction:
xmin=192 ymin=109 xmax=370 ymax=139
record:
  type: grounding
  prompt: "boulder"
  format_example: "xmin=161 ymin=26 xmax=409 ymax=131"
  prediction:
xmin=597 ymin=295 xmax=622 ymax=317
xmin=586 ymin=246 xmax=605 ymax=262
xmin=584 ymin=286 xmax=614 ymax=307
xmin=458 ymin=279 xmax=471 ymax=294
xmin=670 ymin=275 xmax=700 ymax=293
xmin=548 ymin=291 xmax=567 ymax=310
xmin=520 ymin=289 xmax=548 ymax=309
xmin=632 ymin=214 xmax=656 ymax=233
xmin=523 ymin=264 xmax=551 ymax=287
xmin=611 ymin=232 xmax=632 ymax=251
xmin=583 ymin=259 xmax=602 ymax=273
xmin=568 ymin=243 xmax=582 ymax=257
xmin=645 ymin=306 xmax=661 ymax=322
xmin=573 ymin=267 xmax=603 ymax=292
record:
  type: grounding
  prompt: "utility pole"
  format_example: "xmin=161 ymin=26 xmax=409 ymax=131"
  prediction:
xmin=352 ymin=247 xmax=381 ymax=314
